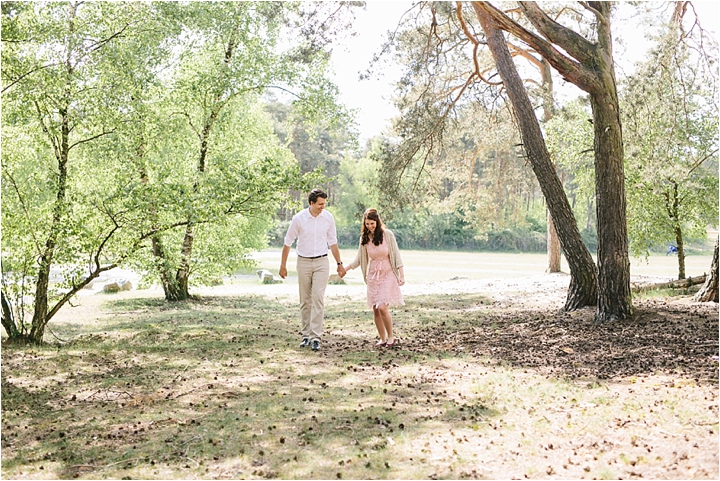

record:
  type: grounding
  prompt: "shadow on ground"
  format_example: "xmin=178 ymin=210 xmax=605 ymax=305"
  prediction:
xmin=393 ymin=294 xmax=719 ymax=382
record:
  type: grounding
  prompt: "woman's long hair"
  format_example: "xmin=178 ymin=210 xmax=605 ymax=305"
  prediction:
xmin=361 ymin=209 xmax=384 ymax=246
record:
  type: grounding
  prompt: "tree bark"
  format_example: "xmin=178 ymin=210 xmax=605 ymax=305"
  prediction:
xmin=547 ymin=211 xmax=561 ymax=273
xmin=675 ymin=226 xmax=686 ymax=280
xmin=2 ymin=290 xmax=20 ymax=339
xmin=540 ymin=58 xmax=561 ymax=273
xmin=589 ymin=88 xmax=632 ymax=321
xmin=474 ymin=5 xmax=598 ymax=311
xmin=472 ymin=1 xmax=633 ymax=321
xmin=695 ymin=236 xmax=719 ymax=302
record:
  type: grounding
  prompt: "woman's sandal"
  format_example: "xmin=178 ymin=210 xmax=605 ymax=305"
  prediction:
xmin=375 ymin=340 xmax=387 ymax=347
xmin=385 ymin=338 xmax=399 ymax=348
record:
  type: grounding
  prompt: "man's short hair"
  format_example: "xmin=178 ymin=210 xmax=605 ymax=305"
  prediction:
xmin=308 ymin=188 xmax=328 ymax=204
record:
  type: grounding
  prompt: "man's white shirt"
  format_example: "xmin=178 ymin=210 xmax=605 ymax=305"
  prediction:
xmin=284 ymin=208 xmax=338 ymax=257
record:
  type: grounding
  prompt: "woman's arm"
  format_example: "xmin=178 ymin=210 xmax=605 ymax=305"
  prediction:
xmin=345 ymin=241 xmax=363 ymax=270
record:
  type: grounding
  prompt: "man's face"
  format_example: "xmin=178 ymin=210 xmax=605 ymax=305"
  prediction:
xmin=310 ymin=197 xmax=326 ymax=215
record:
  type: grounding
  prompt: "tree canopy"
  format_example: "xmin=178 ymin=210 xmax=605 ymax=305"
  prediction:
xmin=1 ymin=1 xmax=357 ymax=342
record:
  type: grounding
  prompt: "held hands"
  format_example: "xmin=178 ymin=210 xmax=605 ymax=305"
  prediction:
xmin=337 ymin=264 xmax=347 ymax=278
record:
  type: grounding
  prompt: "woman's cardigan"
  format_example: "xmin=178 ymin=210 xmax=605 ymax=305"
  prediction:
xmin=347 ymin=228 xmax=404 ymax=284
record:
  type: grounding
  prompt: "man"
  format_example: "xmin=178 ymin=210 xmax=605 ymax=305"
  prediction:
xmin=280 ymin=188 xmax=346 ymax=351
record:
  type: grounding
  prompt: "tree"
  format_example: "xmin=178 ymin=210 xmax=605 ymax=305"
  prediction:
xmin=622 ymin=13 xmax=718 ymax=279
xmin=333 ymin=139 xmax=382 ymax=229
xmin=471 ymin=4 xmax=598 ymax=311
xmin=265 ymin=99 xmax=354 ymax=222
xmin=472 ymin=1 xmax=632 ymax=321
xmin=1 ymin=1 xmax=177 ymax=343
xmin=143 ymin=2 xmax=353 ymax=301
xmin=376 ymin=2 xmax=597 ymax=309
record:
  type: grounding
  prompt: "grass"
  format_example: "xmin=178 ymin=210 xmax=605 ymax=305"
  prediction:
xmin=2 ymin=289 xmax=718 ymax=479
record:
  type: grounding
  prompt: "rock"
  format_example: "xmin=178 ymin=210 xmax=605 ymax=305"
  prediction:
xmin=328 ymin=274 xmax=346 ymax=285
xmin=103 ymin=282 xmax=121 ymax=293
xmin=102 ymin=279 xmax=132 ymax=293
xmin=257 ymin=269 xmax=281 ymax=284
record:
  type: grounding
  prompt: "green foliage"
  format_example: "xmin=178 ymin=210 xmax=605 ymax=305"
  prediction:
xmin=545 ymin=98 xmax=597 ymax=231
xmin=1 ymin=1 xmax=358 ymax=338
xmin=331 ymin=139 xmax=383 ymax=228
xmin=621 ymin=28 xmax=719 ymax=266
xmin=264 ymin=100 xmax=354 ymax=208
xmin=2 ymin=1 xmax=177 ymax=336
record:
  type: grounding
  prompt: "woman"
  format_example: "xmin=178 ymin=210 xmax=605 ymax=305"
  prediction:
xmin=345 ymin=209 xmax=405 ymax=347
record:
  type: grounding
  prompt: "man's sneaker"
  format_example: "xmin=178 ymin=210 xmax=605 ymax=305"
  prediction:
xmin=311 ymin=340 xmax=320 ymax=351
xmin=299 ymin=338 xmax=310 ymax=348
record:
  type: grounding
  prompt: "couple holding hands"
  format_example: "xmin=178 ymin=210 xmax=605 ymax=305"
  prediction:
xmin=279 ymin=189 xmax=405 ymax=352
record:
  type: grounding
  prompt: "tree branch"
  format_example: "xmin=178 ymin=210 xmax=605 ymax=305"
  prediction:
xmin=455 ymin=2 xmax=503 ymax=86
xmin=2 ymin=62 xmax=60 ymax=93
xmin=86 ymin=22 xmax=131 ymax=54
xmin=688 ymin=148 xmax=719 ymax=175
xmin=522 ymin=2 xmax=598 ymax=63
xmin=68 ymin=128 xmax=116 ymax=151
xmin=471 ymin=2 xmax=602 ymax=93
xmin=33 ymin=100 xmax=61 ymax=161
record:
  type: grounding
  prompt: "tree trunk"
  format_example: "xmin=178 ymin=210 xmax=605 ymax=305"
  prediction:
xmin=2 ymin=290 xmax=20 ymax=339
xmin=675 ymin=226 xmax=686 ymax=280
xmin=584 ymin=2 xmax=633 ymax=322
xmin=29 ymin=99 xmax=71 ymax=344
xmin=589 ymin=90 xmax=632 ymax=321
xmin=547 ymin=211 xmax=561 ymax=273
xmin=667 ymin=181 xmax=686 ymax=280
xmin=152 ymin=234 xmax=184 ymax=301
xmin=173 ymin=223 xmax=194 ymax=301
xmin=475 ymin=6 xmax=598 ymax=310
xmin=540 ymin=58 xmax=561 ymax=273
xmin=470 ymin=1 xmax=632 ymax=319
xmin=586 ymin=198 xmax=594 ymax=231
xmin=136 ymin=140 xmax=188 ymax=302
xmin=695 ymin=236 xmax=719 ymax=302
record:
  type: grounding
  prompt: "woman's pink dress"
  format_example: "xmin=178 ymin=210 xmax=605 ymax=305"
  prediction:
xmin=365 ymin=240 xmax=404 ymax=309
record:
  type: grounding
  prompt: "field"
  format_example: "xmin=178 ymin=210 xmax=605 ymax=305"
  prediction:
xmin=1 ymin=251 xmax=717 ymax=479
xmin=252 ymin=249 xmax=715 ymax=282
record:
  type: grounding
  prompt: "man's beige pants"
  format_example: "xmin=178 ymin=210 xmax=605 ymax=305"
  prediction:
xmin=296 ymin=256 xmax=330 ymax=342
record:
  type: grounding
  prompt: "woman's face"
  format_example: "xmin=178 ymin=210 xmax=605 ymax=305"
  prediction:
xmin=364 ymin=219 xmax=377 ymax=233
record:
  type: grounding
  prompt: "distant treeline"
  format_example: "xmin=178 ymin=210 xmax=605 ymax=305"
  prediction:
xmin=269 ymin=220 xmax=600 ymax=253
xmin=269 ymin=219 xmax=714 ymax=254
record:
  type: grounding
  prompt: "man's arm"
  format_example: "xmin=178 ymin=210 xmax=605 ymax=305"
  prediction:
xmin=329 ymin=244 xmax=346 ymax=277
xmin=279 ymin=244 xmax=291 ymax=279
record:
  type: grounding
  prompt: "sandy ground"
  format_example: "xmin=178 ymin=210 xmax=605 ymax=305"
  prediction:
xmin=71 ymin=267 xmax=685 ymax=315
xmin=76 ymin=268 xmax=574 ymax=304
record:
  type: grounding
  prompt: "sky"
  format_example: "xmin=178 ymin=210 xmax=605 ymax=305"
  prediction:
xmin=329 ymin=1 xmax=720 ymax=144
